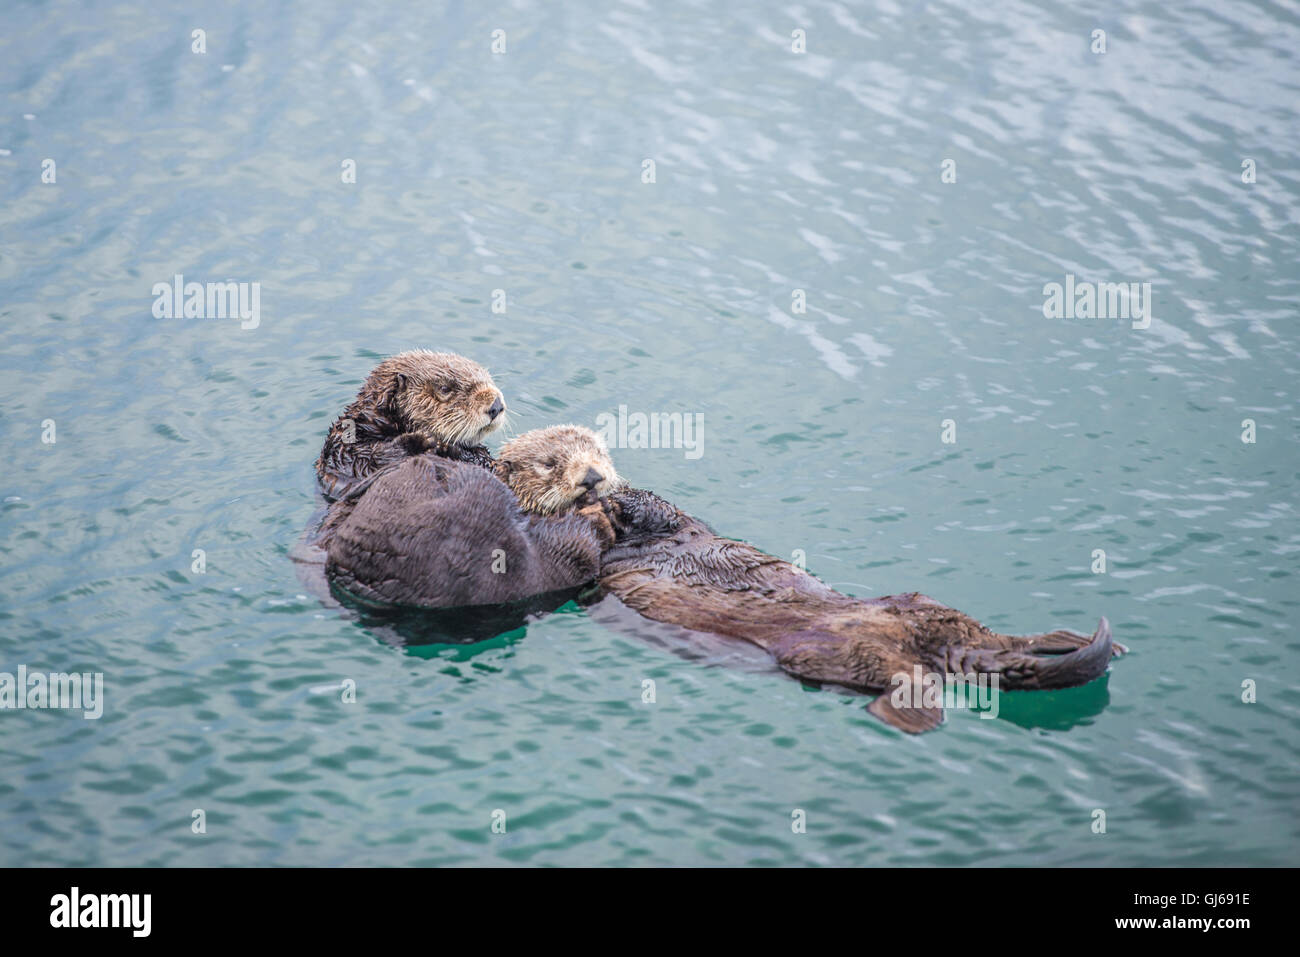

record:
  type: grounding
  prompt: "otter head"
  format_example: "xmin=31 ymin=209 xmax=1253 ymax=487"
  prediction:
xmin=369 ymin=350 xmax=506 ymax=446
xmin=495 ymin=425 xmax=621 ymax=515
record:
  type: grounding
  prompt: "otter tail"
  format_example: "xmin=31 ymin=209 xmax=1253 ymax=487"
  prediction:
xmin=949 ymin=617 xmax=1114 ymax=691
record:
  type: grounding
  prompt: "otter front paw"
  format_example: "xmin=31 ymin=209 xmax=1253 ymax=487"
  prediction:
xmin=602 ymin=496 xmax=625 ymax=531
xmin=577 ymin=502 xmax=617 ymax=548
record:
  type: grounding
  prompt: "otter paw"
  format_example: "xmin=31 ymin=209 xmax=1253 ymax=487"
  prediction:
xmin=577 ymin=502 xmax=617 ymax=548
xmin=602 ymin=496 xmax=625 ymax=529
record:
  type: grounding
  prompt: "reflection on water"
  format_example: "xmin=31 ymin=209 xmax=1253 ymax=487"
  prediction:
xmin=341 ymin=590 xmax=587 ymax=651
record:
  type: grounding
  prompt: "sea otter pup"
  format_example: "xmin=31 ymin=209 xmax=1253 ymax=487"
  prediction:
xmin=593 ymin=488 xmax=1124 ymax=734
xmin=324 ymin=425 xmax=619 ymax=610
xmin=493 ymin=425 xmax=621 ymax=514
xmin=315 ymin=350 xmax=506 ymax=500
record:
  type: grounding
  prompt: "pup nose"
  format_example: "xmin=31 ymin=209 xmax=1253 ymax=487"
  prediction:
xmin=487 ymin=397 xmax=504 ymax=420
xmin=579 ymin=467 xmax=604 ymax=490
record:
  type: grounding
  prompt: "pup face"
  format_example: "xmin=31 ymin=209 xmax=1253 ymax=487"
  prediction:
xmin=381 ymin=350 xmax=506 ymax=446
xmin=497 ymin=425 xmax=621 ymax=515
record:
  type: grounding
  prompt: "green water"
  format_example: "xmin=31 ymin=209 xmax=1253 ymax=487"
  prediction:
xmin=1 ymin=0 xmax=1297 ymax=866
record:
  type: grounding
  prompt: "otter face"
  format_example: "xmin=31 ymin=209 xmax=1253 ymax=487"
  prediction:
xmin=378 ymin=350 xmax=506 ymax=446
xmin=497 ymin=425 xmax=621 ymax=515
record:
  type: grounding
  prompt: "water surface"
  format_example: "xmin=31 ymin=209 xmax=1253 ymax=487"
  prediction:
xmin=1 ymin=0 xmax=1298 ymax=866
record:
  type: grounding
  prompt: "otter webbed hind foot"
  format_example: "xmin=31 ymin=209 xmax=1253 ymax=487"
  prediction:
xmin=946 ymin=617 xmax=1115 ymax=692
xmin=1013 ymin=626 xmax=1127 ymax=657
xmin=866 ymin=619 xmax=1114 ymax=732
xmin=866 ymin=693 xmax=945 ymax=733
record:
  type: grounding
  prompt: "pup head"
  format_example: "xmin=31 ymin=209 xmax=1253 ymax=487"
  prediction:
xmin=496 ymin=425 xmax=620 ymax=514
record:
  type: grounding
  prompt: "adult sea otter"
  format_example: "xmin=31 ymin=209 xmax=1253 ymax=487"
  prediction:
xmin=315 ymin=350 xmax=506 ymax=501
xmin=589 ymin=487 xmax=1124 ymax=733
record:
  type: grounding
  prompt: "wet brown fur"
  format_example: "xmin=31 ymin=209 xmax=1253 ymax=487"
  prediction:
xmin=494 ymin=425 xmax=620 ymax=516
xmin=322 ymin=426 xmax=617 ymax=609
xmin=315 ymin=350 xmax=505 ymax=500
xmin=596 ymin=488 xmax=1124 ymax=733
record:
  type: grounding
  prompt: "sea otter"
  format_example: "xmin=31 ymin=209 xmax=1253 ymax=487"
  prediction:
xmin=315 ymin=350 xmax=506 ymax=501
xmin=492 ymin=425 xmax=621 ymax=514
xmin=591 ymin=487 xmax=1125 ymax=734
xmin=323 ymin=425 xmax=619 ymax=610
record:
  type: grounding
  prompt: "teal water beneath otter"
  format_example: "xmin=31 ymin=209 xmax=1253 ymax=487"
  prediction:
xmin=1 ymin=0 xmax=1297 ymax=865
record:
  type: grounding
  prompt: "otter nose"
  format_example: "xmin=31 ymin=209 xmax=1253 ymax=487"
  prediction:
xmin=579 ymin=467 xmax=604 ymax=491
xmin=486 ymin=397 xmax=504 ymax=420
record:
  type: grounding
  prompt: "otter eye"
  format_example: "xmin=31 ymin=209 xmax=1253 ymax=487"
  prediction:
xmin=544 ymin=458 xmax=557 ymax=469
xmin=436 ymin=383 xmax=455 ymax=398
